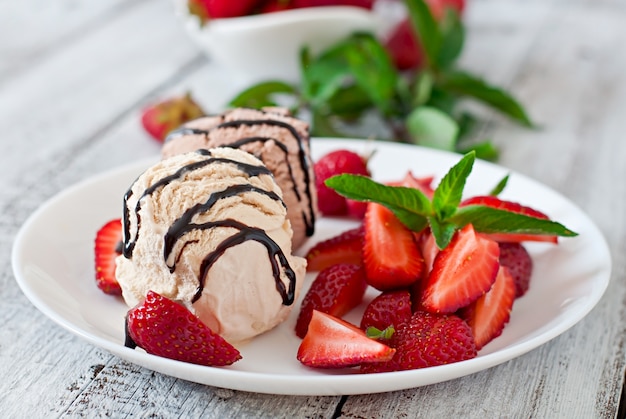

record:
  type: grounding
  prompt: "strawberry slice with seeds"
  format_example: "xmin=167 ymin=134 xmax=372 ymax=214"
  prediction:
xmin=360 ymin=290 xmax=413 ymax=332
xmin=420 ymin=224 xmax=500 ymax=313
xmin=94 ymin=218 xmax=123 ymax=296
xmin=126 ymin=290 xmax=242 ymax=366
xmin=305 ymin=226 xmax=364 ymax=272
xmin=363 ymin=203 xmax=424 ymax=291
xmin=140 ymin=92 xmax=204 ymax=142
xmin=461 ymin=266 xmax=516 ymax=350
xmin=295 ymin=263 xmax=368 ymax=338
xmin=460 ymin=195 xmax=558 ymax=243
xmin=297 ymin=310 xmax=395 ymax=369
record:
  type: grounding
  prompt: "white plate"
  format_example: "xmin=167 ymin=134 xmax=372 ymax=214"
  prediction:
xmin=12 ymin=139 xmax=611 ymax=396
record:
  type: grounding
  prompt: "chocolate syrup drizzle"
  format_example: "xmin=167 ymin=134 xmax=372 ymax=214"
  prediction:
xmin=165 ymin=116 xmax=316 ymax=238
xmin=121 ymin=149 xmax=298 ymax=307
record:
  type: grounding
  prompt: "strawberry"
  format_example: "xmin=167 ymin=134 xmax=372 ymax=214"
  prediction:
xmin=314 ymin=149 xmax=370 ymax=216
xmin=420 ymin=224 xmax=500 ymax=313
xmin=461 ymin=266 xmax=516 ymax=350
xmin=397 ymin=171 xmax=435 ymax=198
xmin=459 ymin=195 xmax=558 ymax=243
xmin=305 ymin=226 xmax=364 ymax=272
xmin=361 ymin=310 xmax=476 ymax=373
xmin=291 ymin=0 xmax=374 ymax=9
xmin=295 ymin=263 xmax=368 ymax=338
xmin=360 ymin=290 xmax=413 ymax=331
xmin=188 ymin=0 xmax=262 ymax=21
xmin=498 ymin=242 xmax=533 ymax=298
xmin=297 ymin=310 xmax=395 ymax=369
xmin=126 ymin=290 xmax=242 ymax=366
xmin=94 ymin=219 xmax=123 ymax=296
xmin=346 ymin=199 xmax=368 ymax=219
xmin=363 ymin=203 xmax=424 ymax=291
xmin=416 ymin=228 xmax=439 ymax=274
xmin=260 ymin=0 xmax=293 ymax=13
xmin=140 ymin=92 xmax=204 ymax=142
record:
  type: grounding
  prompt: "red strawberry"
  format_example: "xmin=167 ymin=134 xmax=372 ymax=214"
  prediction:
xmin=94 ymin=219 xmax=123 ymax=296
xmin=140 ymin=92 xmax=204 ymax=142
xmin=297 ymin=310 xmax=395 ymax=369
xmin=126 ymin=290 xmax=241 ymax=366
xmin=188 ymin=0 xmax=262 ymax=21
xmin=314 ymin=149 xmax=370 ymax=216
xmin=498 ymin=242 xmax=533 ymax=298
xmin=305 ymin=225 xmax=364 ymax=272
xmin=363 ymin=203 xmax=424 ymax=291
xmin=397 ymin=171 xmax=435 ymax=198
xmin=291 ymin=0 xmax=374 ymax=9
xmin=420 ymin=224 xmax=500 ymax=313
xmin=416 ymin=228 xmax=439 ymax=274
xmin=460 ymin=195 xmax=558 ymax=243
xmin=360 ymin=290 xmax=413 ymax=331
xmin=346 ymin=199 xmax=368 ymax=219
xmin=260 ymin=0 xmax=293 ymax=13
xmin=361 ymin=310 xmax=476 ymax=373
xmin=461 ymin=266 xmax=516 ymax=350
xmin=295 ymin=263 xmax=368 ymax=338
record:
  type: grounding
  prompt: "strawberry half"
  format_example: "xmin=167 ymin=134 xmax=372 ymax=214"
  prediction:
xmin=297 ymin=310 xmax=395 ymax=369
xmin=94 ymin=218 xmax=123 ymax=296
xmin=140 ymin=92 xmax=204 ymax=142
xmin=460 ymin=195 xmax=558 ymax=243
xmin=461 ymin=266 xmax=516 ymax=350
xmin=361 ymin=310 xmax=476 ymax=373
xmin=360 ymin=290 xmax=413 ymax=332
xmin=363 ymin=203 xmax=424 ymax=291
xmin=295 ymin=263 xmax=368 ymax=338
xmin=305 ymin=226 xmax=364 ymax=272
xmin=126 ymin=290 xmax=242 ymax=366
xmin=420 ymin=224 xmax=500 ymax=313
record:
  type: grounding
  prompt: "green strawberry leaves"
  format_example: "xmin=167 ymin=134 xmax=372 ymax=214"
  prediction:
xmin=326 ymin=151 xmax=577 ymax=248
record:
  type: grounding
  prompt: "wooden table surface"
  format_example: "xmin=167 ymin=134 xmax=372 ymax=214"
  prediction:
xmin=2 ymin=0 xmax=625 ymax=417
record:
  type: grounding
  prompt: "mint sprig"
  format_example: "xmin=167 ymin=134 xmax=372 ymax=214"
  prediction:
xmin=325 ymin=152 xmax=577 ymax=248
xmin=228 ymin=0 xmax=534 ymax=161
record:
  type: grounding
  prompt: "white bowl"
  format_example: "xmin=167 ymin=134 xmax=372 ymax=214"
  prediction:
xmin=175 ymin=1 xmax=401 ymax=83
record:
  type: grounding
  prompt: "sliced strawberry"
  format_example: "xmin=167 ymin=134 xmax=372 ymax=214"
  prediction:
xmin=363 ymin=203 xmax=424 ymax=291
xmin=189 ymin=0 xmax=262 ymax=21
xmin=297 ymin=310 xmax=395 ymax=369
xmin=346 ymin=199 xmax=368 ymax=219
xmin=460 ymin=195 xmax=558 ymax=243
xmin=398 ymin=171 xmax=435 ymax=198
xmin=361 ymin=310 xmax=476 ymax=373
xmin=461 ymin=266 xmax=516 ymax=350
xmin=140 ymin=92 xmax=204 ymax=142
xmin=498 ymin=242 xmax=533 ymax=298
xmin=126 ymin=290 xmax=241 ymax=366
xmin=295 ymin=263 xmax=368 ymax=338
xmin=314 ymin=149 xmax=370 ymax=216
xmin=305 ymin=226 xmax=364 ymax=272
xmin=360 ymin=290 xmax=413 ymax=332
xmin=94 ymin=218 xmax=123 ymax=296
xmin=420 ymin=224 xmax=500 ymax=313
xmin=416 ymin=228 xmax=439 ymax=274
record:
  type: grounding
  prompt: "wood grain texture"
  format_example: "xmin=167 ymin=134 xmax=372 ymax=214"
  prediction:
xmin=1 ymin=0 xmax=624 ymax=417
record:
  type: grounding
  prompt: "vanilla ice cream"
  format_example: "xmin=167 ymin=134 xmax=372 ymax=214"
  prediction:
xmin=161 ymin=107 xmax=317 ymax=250
xmin=116 ymin=147 xmax=306 ymax=343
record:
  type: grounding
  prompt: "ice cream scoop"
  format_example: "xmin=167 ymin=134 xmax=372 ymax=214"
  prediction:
xmin=116 ymin=147 xmax=306 ymax=343
xmin=161 ymin=107 xmax=317 ymax=250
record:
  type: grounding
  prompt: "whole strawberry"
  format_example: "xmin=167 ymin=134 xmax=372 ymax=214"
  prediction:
xmin=126 ymin=291 xmax=242 ymax=366
xmin=360 ymin=290 xmax=413 ymax=331
xmin=314 ymin=149 xmax=370 ymax=216
xmin=94 ymin=219 xmax=122 ymax=295
xmin=140 ymin=92 xmax=204 ymax=142
xmin=498 ymin=242 xmax=533 ymax=298
xmin=362 ymin=310 xmax=476 ymax=373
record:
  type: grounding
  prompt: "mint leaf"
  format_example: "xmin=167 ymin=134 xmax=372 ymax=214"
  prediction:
xmin=489 ymin=175 xmax=509 ymax=196
xmin=429 ymin=217 xmax=457 ymax=249
xmin=406 ymin=106 xmax=458 ymax=151
xmin=437 ymin=8 xmax=465 ymax=69
xmin=439 ymin=71 xmax=534 ymax=127
xmin=405 ymin=0 xmax=441 ymax=69
xmin=457 ymin=140 xmax=499 ymax=161
xmin=413 ymin=70 xmax=434 ymax=107
xmin=450 ymin=205 xmax=578 ymax=237
xmin=325 ymin=174 xmax=431 ymax=231
xmin=432 ymin=151 xmax=475 ymax=220
xmin=228 ymin=81 xmax=296 ymax=109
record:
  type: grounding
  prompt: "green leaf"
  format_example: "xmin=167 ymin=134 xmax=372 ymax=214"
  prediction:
xmin=450 ymin=205 xmax=578 ymax=237
xmin=489 ymin=175 xmax=509 ymax=196
xmin=439 ymin=71 xmax=534 ymax=127
xmin=432 ymin=151 xmax=475 ymax=220
xmin=457 ymin=140 xmax=499 ymax=161
xmin=428 ymin=217 xmax=457 ymax=249
xmin=413 ymin=70 xmax=434 ymax=107
xmin=326 ymin=84 xmax=373 ymax=119
xmin=405 ymin=0 xmax=441 ymax=69
xmin=325 ymin=174 xmax=431 ymax=231
xmin=228 ymin=81 xmax=297 ymax=109
xmin=406 ymin=106 xmax=459 ymax=151
xmin=437 ymin=8 xmax=465 ymax=69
